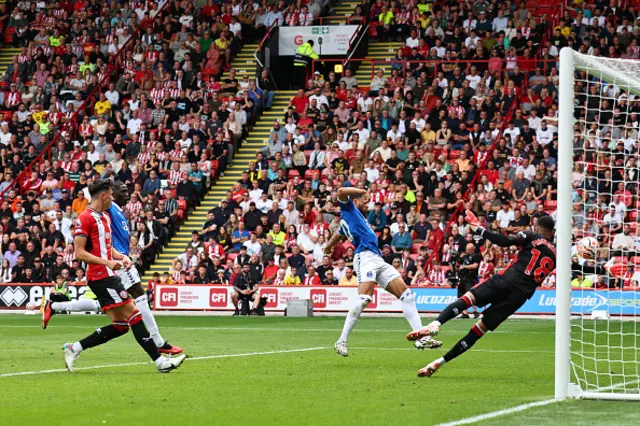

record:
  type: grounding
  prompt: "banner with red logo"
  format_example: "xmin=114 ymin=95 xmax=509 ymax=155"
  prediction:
xmin=154 ymin=285 xmax=403 ymax=312
xmin=0 ymin=283 xmax=90 ymax=309
xmin=278 ymin=26 xmax=359 ymax=56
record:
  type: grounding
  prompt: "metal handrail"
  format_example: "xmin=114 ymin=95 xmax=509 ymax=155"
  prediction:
xmin=345 ymin=24 xmax=369 ymax=66
xmin=253 ymin=21 xmax=279 ymax=89
xmin=311 ymin=58 xmax=558 ymax=83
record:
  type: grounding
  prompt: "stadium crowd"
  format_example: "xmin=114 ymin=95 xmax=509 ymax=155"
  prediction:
xmin=1 ymin=0 xmax=640 ymax=294
xmin=146 ymin=0 xmax=640 ymax=292
xmin=0 ymin=0 xmax=334 ymax=287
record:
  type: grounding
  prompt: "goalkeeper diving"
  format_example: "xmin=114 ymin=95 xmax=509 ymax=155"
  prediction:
xmin=408 ymin=211 xmax=619 ymax=377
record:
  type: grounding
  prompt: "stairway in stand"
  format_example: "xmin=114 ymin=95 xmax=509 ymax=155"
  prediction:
xmin=221 ymin=43 xmax=257 ymax=80
xmin=332 ymin=0 xmax=359 ymax=22
xmin=142 ymin=90 xmax=296 ymax=281
xmin=354 ymin=41 xmax=400 ymax=87
xmin=0 ymin=47 xmax=22 ymax=80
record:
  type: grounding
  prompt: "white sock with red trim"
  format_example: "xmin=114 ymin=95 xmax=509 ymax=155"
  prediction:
xmin=135 ymin=295 xmax=164 ymax=348
xmin=71 ymin=342 xmax=83 ymax=354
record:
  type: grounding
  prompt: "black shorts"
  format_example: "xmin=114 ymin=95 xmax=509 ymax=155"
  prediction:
xmin=88 ymin=276 xmax=131 ymax=312
xmin=457 ymin=279 xmax=474 ymax=297
xmin=50 ymin=293 xmax=70 ymax=303
xmin=470 ymin=275 xmax=533 ymax=331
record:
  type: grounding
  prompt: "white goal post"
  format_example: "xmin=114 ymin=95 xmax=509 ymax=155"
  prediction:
xmin=556 ymin=47 xmax=640 ymax=401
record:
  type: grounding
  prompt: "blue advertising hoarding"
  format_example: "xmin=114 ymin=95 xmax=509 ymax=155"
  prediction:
xmin=413 ymin=288 xmax=640 ymax=316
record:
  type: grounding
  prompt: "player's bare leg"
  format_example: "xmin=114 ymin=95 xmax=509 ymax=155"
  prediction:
xmin=128 ymin=283 xmax=183 ymax=354
xmin=407 ymin=291 xmax=476 ymax=341
xmin=417 ymin=319 xmax=488 ymax=377
xmin=386 ymin=277 xmax=442 ymax=350
xmin=63 ymin=301 xmax=185 ymax=373
xmin=335 ymin=281 xmax=375 ymax=356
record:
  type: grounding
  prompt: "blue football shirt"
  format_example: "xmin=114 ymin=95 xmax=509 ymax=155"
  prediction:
xmin=338 ymin=198 xmax=381 ymax=256
xmin=107 ymin=203 xmax=130 ymax=256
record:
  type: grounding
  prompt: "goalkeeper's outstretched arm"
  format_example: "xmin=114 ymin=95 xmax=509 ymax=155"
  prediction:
xmin=464 ymin=210 xmax=528 ymax=247
xmin=474 ymin=228 xmax=528 ymax=247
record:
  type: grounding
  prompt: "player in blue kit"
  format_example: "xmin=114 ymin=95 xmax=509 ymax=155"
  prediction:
xmin=42 ymin=181 xmax=182 ymax=355
xmin=324 ymin=187 xmax=442 ymax=356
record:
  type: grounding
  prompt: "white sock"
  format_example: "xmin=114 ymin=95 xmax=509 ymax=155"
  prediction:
xmin=436 ymin=356 xmax=446 ymax=365
xmin=135 ymin=295 xmax=164 ymax=348
xmin=339 ymin=295 xmax=371 ymax=342
xmin=71 ymin=342 xmax=83 ymax=354
xmin=400 ymin=289 xmax=422 ymax=331
xmin=52 ymin=299 xmax=100 ymax=313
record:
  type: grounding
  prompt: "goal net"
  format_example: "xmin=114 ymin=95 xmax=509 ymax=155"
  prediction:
xmin=557 ymin=48 xmax=640 ymax=401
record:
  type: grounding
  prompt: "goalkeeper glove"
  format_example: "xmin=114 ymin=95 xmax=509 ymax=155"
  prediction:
xmin=464 ymin=210 xmax=484 ymax=234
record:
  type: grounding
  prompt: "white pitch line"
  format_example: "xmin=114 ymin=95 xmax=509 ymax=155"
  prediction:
xmin=0 ymin=325 xmax=550 ymax=334
xmin=433 ymin=399 xmax=559 ymax=426
xmin=0 ymin=346 xmax=328 ymax=378
xmin=351 ymin=347 xmax=555 ymax=354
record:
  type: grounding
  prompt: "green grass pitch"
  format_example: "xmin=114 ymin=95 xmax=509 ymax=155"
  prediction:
xmin=0 ymin=315 xmax=638 ymax=426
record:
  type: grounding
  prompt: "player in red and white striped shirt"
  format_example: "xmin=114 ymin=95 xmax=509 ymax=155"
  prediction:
xmin=58 ymin=180 xmax=186 ymax=373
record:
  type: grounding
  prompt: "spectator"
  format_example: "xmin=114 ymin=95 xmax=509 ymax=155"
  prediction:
xmin=231 ymin=263 xmax=260 ymax=315
xmin=338 ymin=267 xmax=357 ymax=286
xmin=391 ymin=223 xmax=413 ymax=253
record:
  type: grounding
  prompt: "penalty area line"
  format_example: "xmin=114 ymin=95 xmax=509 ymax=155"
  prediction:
xmin=434 ymin=399 xmax=559 ymax=426
xmin=0 ymin=346 xmax=328 ymax=378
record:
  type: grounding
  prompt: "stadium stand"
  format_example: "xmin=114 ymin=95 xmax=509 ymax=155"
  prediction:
xmin=3 ymin=0 xmax=640 ymax=295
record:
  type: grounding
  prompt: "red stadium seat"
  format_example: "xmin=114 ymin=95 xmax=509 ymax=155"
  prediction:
xmin=631 ymin=256 xmax=640 ymax=265
xmin=288 ymin=169 xmax=300 ymax=179
xmin=304 ymin=169 xmax=315 ymax=179
xmin=227 ymin=253 xmax=237 ymax=262
xmin=368 ymin=21 xmax=380 ymax=37
xmin=4 ymin=28 xmax=14 ymax=45
xmin=412 ymin=242 xmax=423 ymax=253
xmin=448 ymin=150 xmax=461 ymax=159
xmin=544 ymin=200 xmax=557 ymax=210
